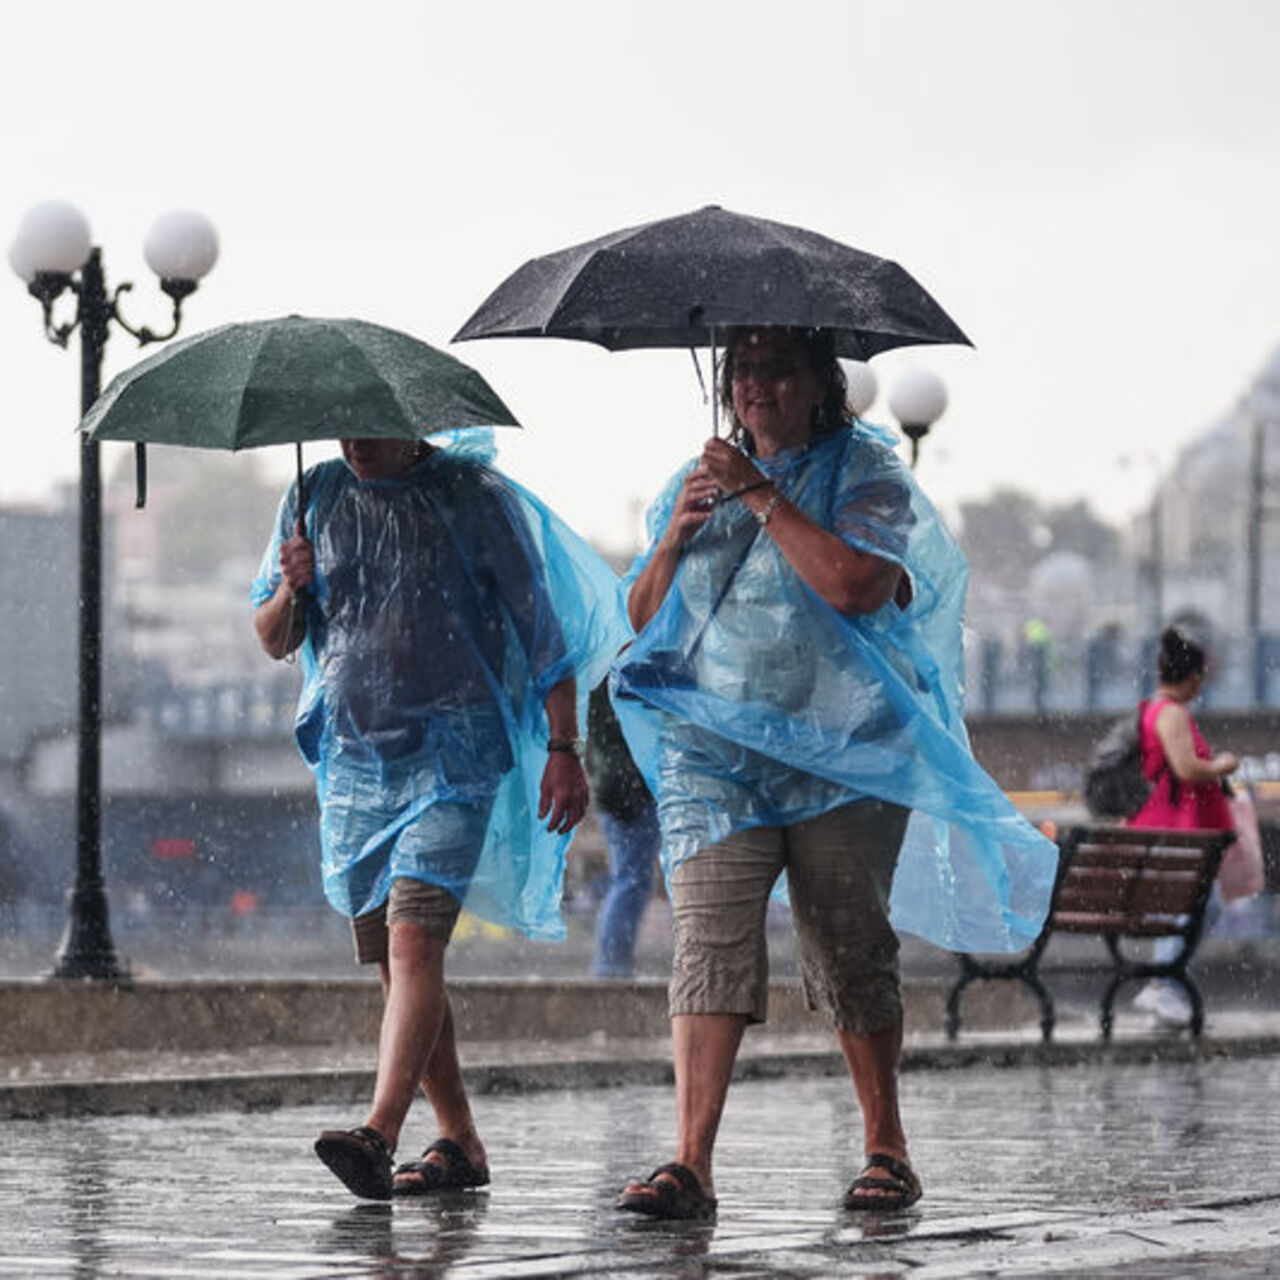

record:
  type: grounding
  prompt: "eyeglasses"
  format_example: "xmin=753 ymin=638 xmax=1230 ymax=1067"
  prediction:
xmin=730 ymin=356 xmax=798 ymax=384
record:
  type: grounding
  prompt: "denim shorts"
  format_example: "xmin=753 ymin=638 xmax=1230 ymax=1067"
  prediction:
xmin=668 ymin=799 xmax=909 ymax=1034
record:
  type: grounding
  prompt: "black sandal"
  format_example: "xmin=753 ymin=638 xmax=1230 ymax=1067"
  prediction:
xmin=314 ymin=1125 xmax=394 ymax=1200
xmin=392 ymin=1137 xmax=490 ymax=1196
xmin=616 ymin=1162 xmax=717 ymax=1221
xmin=843 ymin=1153 xmax=922 ymax=1212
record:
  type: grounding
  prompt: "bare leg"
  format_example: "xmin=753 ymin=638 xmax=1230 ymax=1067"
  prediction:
xmin=415 ymin=996 xmax=486 ymax=1172
xmin=673 ymin=1012 xmax=746 ymax=1199
xmin=620 ymin=1011 xmax=745 ymax=1204
xmin=838 ymin=1018 xmax=911 ymax=1199
xmin=363 ymin=922 xmax=486 ymax=1174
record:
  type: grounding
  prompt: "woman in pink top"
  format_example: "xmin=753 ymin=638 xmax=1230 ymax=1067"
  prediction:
xmin=1128 ymin=627 xmax=1238 ymax=1024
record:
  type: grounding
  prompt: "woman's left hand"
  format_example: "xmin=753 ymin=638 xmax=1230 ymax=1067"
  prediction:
xmin=701 ymin=438 xmax=766 ymax=499
xmin=538 ymin=751 xmax=590 ymax=834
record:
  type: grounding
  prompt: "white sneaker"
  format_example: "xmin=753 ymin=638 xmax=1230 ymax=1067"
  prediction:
xmin=1132 ymin=982 xmax=1193 ymax=1027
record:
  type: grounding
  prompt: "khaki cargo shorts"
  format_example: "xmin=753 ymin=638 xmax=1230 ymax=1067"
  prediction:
xmin=350 ymin=876 xmax=465 ymax=965
xmin=669 ymin=799 xmax=909 ymax=1034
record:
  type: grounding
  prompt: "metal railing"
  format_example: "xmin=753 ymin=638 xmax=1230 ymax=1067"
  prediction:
xmin=107 ymin=630 xmax=1280 ymax=744
xmin=967 ymin=630 xmax=1280 ymax=716
xmin=132 ymin=678 xmax=299 ymax=740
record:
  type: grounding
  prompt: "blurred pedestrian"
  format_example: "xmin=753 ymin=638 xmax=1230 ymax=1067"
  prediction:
xmin=610 ymin=326 xmax=1057 ymax=1220
xmin=253 ymin=431 xmax=624 ymax=1199
xmin=1023 ymin=616 xmax=1054 ymax=713
xmin=586 ymin=682 xmax=660 ymax=978
xmin=1128 ymin=626 xmax=1241 ymax=1027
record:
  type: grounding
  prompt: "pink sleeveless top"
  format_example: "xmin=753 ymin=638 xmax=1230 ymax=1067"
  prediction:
xmin=1128 ymin=697 xmax=1233 ymax=831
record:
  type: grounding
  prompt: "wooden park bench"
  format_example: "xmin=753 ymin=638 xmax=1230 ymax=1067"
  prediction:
xmin=945 ymin=824 xmax=1235 ymax=1042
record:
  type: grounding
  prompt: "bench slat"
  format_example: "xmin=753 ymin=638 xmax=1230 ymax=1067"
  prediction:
xmin=1055 ymin=869 xmax=1202 ymax=918
xmin=1069 ymin=847 xmax=1207 ymax=871
xmin=1067 ymin=826 xmax=1228 ymax=851
xmin=1053 ymin=913 xmax=1188 ymax=935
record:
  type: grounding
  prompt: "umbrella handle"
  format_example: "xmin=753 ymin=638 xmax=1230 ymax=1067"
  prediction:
xmin=710 ymin=327 xmax=720 ymax=439
xmin=292 ymin=443 xmax=311 ymax=607
xmin=134 ymin=442 xmax=148 ymax=509
xmin=295 ymin=441 xmax=306 ymax=538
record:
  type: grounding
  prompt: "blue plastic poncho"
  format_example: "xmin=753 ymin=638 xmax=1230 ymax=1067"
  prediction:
xmin=252 ymin=432 xmax=629 ymax=939
xmin=611 ymin=422 xmax=1058 ymax=954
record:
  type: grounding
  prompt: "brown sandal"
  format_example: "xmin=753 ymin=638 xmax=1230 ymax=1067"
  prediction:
xmin=616 ymin=1162 xmax=717 ymax=1221
xmin=314 ymin=1125 xmax=394 ymax=1200
xmin=843 ymin=1153 xmax=922 ymax=1212
xmin=392 ymin=1138 xmax=490 ymax=1196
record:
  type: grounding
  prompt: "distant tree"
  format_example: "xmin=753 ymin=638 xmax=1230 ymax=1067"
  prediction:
xmin=957 ymin=487 xmax=1046 ymax=585
xmin=958 ymin=488 xmax=1120 ymax=588
xmin=158 ymin=457 xmax=280 ymax=584
xmin=1042 ymin=499 xmax=1120 ymax=564
xmin=107 ymin=447 xmax=282 ymax=584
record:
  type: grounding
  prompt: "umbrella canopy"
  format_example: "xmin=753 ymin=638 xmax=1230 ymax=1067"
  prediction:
xmin=454 ymin=204 xmax=971 ymax=360
xmin=84 ymin=313 xmax=521 ymax=450
xmin=82 ymin=315 xmax=521 ymax=511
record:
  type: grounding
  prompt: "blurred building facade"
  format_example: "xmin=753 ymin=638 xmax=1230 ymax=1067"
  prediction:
xmin=4 ymin=348 xmax=1280 ymax=913
xmin=965 ymin=341 xmax=1280 ymax=714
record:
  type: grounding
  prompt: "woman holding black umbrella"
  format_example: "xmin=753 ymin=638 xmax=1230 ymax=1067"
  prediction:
xmin=611 ymin=326 xmax=1056 ymax=1219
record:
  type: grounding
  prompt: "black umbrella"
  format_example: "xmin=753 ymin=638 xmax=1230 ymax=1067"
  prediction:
xmin=455 ymin=203 xmax=970 ymax=360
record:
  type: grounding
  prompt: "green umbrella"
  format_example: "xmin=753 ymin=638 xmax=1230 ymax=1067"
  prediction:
xmin=81 ymin=314 xmax=521 ymax=516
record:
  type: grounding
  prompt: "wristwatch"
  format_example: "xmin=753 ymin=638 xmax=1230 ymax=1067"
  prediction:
xmin=755 ymin=493 xmax=783 ymax=526
xmin=547 ymin=737 xmax=583 ymax=756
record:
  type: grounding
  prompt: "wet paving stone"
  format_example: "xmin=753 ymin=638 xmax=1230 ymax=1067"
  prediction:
xmin=1 ymin=1056 xmax=1278 ymax=1276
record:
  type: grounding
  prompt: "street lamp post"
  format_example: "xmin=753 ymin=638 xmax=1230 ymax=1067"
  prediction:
xmin=1246 ymin=396 xmax=1267 ymax=705
xmin=1241 ymin=376 xmax=1280 ymax=706
xmin=9 ymin=201 xmax=217 ymax=980
xmin=1117 ymin=453 xmax=1166 ymax=644
xmin=1149 ymin=482 xmax=1165 ymax=639
xmin=888 ymin=368 xmax=948 ymax=469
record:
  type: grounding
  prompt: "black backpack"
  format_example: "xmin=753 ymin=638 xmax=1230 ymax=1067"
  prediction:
xmin=1084 ymin=705 xmax=1151 ymax=818
xmin=585 ymin=684 xmax=654 ymax=822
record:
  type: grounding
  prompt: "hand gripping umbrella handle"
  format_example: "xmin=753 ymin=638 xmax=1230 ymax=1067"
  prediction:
xmin=292 ymin=444 xmax=311 ymax=614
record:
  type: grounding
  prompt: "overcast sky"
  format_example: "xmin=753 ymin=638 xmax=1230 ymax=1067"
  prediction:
xmin=4 ymin=0 xmax=1278 ymax=552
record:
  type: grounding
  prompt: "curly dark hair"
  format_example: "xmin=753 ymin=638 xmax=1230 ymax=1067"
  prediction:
xmin=717 ymin=327 xmax=851 ymax=450
xmin=1157 ymin=627 xmax=1207 ymax=684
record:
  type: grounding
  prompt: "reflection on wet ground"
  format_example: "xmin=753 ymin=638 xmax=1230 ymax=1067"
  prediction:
xmin=1 ymin=1056 xmax=1277 ymax=1276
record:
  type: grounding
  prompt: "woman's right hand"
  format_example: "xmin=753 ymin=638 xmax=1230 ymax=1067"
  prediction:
xmin=659 ymin=466 xmax=720 ymax=553
xmin=627 ymin=467 xmax=719 ymax=632
xmin=1214 ymin=751 xmax=1239 ymax=777
xmin=255 ymin=535 xmax=314 ymax=661
xmin=279 ymin=534 xmax=315 ymax=596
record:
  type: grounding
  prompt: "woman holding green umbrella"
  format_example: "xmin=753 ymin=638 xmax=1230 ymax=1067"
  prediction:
xmin=86 ymin=313 xmax=631 ymax=1197
xmin=253 ymin=426 xmax=627 ymax=1200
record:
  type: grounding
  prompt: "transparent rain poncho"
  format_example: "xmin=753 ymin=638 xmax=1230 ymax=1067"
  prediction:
xmin=611 ymin=422 xmax=1058 ymax=954
xmin=252 ymin=431 xmax=629 ymax=938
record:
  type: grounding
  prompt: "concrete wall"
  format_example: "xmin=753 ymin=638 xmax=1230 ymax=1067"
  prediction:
xmin=967 ymin=709 xmax=1280 ymax=794
xmin=1 ymin=976 xmax=1013 ymax=1056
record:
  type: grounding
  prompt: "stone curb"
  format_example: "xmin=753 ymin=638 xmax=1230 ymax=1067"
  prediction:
xmin=6 ymin=1029 xmax=1279 ymax=1121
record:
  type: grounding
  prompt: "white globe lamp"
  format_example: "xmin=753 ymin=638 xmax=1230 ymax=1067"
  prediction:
xmin=844 ymin=360 xmax=878 ymax=417
xmin=888 ymin=368 xmax=948 ymax=468
xmin=144 ymin=209 xmax=220 ymax=297
xmin=8 ymin=200 xmax=92 ymax=280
